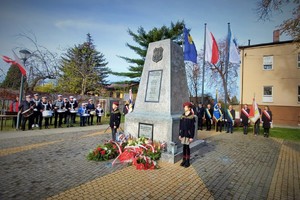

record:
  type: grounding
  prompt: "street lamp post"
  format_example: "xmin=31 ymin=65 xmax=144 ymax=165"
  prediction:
xmin=16 ymin=49 xmax=31 ymax=130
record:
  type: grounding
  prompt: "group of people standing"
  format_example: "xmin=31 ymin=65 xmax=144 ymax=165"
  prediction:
xmin=194 ymin=102 xmax=273 ymax=137
xmin=240 ymin=104 xmax=273 ymax=137
xmin=194 ymin=102 xmax=237 ymax=134
xmin=14 ymin=94 xmax=104 ymax=131
xmin=178 ymin=101 xmax=273 ymax=169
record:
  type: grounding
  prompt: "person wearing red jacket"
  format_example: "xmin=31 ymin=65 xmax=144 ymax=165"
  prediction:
xmin=9 ymin=96 xmax=19 ymax=128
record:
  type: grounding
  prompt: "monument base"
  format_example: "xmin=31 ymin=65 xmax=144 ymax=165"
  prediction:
xmin=160 ymin=139 xmax=205 ymax=163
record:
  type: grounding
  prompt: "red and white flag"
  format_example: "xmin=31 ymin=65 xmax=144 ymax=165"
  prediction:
xmin=205 ymin=29 xmax=219 ymax=65
xmin=2 ymin=52 xmax=27 ymax=75
xmin=249 ymin=98 xmax=260 ymax=123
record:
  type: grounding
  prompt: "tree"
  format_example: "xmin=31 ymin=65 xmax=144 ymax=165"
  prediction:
xmin=185 ymin=62 xmax=201 ymax=102
xmin=58 ymin=33 xmax=110 ymax=95
xmin=17 ymin=31 xmax=60 ymax=92
xmin=112 ymin=21 xmax=184 ymax=81
xmin=0 ymin=64 xmax=22 ymax=89
xmin=202 ymin=39 xmax=239 ymax=103
xmin=256 ymin=0 xmax=300 ymax=44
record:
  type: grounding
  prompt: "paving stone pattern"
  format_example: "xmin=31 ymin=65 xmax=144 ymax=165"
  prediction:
xmin=0 ymin=126 xmax=299 ymax=200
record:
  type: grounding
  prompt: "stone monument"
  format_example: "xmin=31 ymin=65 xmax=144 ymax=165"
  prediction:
xmin=125 ymin=39 xmax=202 ymax=163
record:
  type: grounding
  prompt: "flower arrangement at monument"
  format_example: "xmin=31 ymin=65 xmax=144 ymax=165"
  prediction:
xmin=87 ymin=134 xmax=166 ymax=170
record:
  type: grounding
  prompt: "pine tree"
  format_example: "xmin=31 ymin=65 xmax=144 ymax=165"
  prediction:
xmin=112 ymin=21 xmax=184 ymax=81
xmin=58 ymin=33 xmax=110 ymax=95
xmin=0 ymin=64 xmax=22 ymax=89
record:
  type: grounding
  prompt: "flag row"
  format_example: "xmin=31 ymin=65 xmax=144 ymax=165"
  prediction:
xmin=183 ymin=25 xmax=240 ymax=65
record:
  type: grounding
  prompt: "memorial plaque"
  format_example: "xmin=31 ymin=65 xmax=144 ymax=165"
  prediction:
xmin=138 ymin=123 xmax=153 ymax=140
xmin=145 ymin=70 xmax=162 ymax=102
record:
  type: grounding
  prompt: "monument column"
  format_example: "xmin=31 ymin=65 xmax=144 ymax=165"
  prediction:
xmin=125 ymin=39 xmax=201 ymax=163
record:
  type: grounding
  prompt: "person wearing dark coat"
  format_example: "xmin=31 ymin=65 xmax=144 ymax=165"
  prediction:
xmin=32 ymin=93 xmax=41 ymax=128
xmin=240 ymin=104 xmax=250 ymax=135
xmin=205 ymin=104 xmax=213 ymax=131
xmin=86 ymin=99 xmax=96 ymax=125
xmin=196 ymin=103 xmax=205 ymax=130
xmin=53 ymin=95 xmax=65 ymax=128
xmin=179 ymin=102 xmax=195 ymax=168
xmin=39 ymin=96 xmax=51 ymax=129
xmin=225 ymin=105 xmax=236 ymax=133
xmin=110 ymin=102 xmax=121 ymax=141
xmin=254 ymin=106 xmax=262 ymax=136
xmin=216 ymin=103 xmax=224 ymax=132
xmin=18 ymin=95 xmax=35 ymax=131
xmin=262 ymin=106 xmax=272 ymax=138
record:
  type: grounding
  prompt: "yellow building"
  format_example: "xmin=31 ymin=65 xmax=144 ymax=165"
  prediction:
xmin=240 ymin=40 xmax=300 ymax=126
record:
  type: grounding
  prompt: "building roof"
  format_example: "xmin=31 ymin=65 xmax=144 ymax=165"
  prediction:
xmin=239 ymin=40 xmax=294 ymax=49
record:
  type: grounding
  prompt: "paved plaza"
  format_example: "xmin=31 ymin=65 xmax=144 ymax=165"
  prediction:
xmin=0 ymin=125 xmax=299 ymax=200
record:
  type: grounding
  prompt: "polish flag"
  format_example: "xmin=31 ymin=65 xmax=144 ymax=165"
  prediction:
xmin=2 ymin=53 xmax=27 ymax=75
xmin=249 ymin=98 xmax=260 ymax=123
xmin=205 ymin=29 xmax=219 ymax=65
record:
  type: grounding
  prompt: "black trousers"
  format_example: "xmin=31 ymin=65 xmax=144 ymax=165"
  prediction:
xmin=216 ymin=120 xmax=223 ymax=132
xmin=96 ymin=116 xmax=102 ymax=124
xmin=243 ymin=124 xmax=248 ymax=134
xmin=33 ymin=111 xmax=41 ymax=126
xmin=206 ymin=118 xmax=212 ymax=130
xmin=111 ymin=127 xmax=118 ymax=141
xmin=54 ymin=112 xmax=64 ymax=127
xmin=198 ymin=117 xmax=203 ymax=130
xmin=254 ymin=121 xmax=260 ymax=134
xmin=182 ymin=144 xmax=190 ymax=159
xmin=21 ymin=115 xmax=33 ymax=131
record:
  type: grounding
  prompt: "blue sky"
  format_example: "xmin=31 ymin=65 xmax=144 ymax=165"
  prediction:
xmin=0 ymin=0 xmax=294 ymax=83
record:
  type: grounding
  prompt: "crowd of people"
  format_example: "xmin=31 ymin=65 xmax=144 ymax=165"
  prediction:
xmin=10 ymin=94 xmax=105 ymax=131
xmin=179 ymin=101 xmax=273 ymax=168
xmin=9 ymin=94 xmax=273 ymax=138
xmin=193 ymin=102 xmax=273 ymax=137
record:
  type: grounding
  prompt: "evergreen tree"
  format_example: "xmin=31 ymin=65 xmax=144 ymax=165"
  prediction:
xmin=113 ymin=21 xmax=184 ymax=81
xmin=58 ymin=33 xmax=110 ymax=95
xmin=0 ymin=64 xmax=22 ymax=89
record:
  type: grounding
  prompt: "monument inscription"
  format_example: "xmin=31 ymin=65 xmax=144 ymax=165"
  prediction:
xmin=145 ymin=70 xmax=163 ymax=102
xmin=138 ymin=123 xmax=153 ymax=140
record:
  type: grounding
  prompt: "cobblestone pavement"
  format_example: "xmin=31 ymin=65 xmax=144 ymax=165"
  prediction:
xmin=0 ymin=126 xmax=299 ymax=199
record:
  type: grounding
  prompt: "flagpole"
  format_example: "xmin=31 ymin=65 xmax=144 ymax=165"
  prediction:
xmin=253 ymin=93 xmax=256 ymax=134
xmin=224 ymin=23 xmax=230 ymax=111
xmin=201 ymin=23 xmax=207 ymax=105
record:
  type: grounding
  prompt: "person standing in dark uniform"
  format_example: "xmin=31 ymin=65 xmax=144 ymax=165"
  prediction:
xmin=18 ymin=95 xmax=35 ymax=131
xmin=225 ymin=105 xmax=235 ymax=133
xmin=53 ymin=94 xmax=65 ymax=128
xmin=39 ymin=96 xmax=51 ymax=129
xmin=86 ymin=99 xmax=95 ymax=125
xmin=63 ymin=98 xmax=69 ymax=124
xmin=109 ymin=102 xmax=121 ymax=141
xmin=205 ymin=104 xmax=213 ymax=131
xmin=254 ymin=104 xmax=262 ymax=136
xmin=196 ymin=103 xmax=205 ymax=130
xmin=240 ymin=104 xmax=250 ymax=135
xmin=67 ymin=96 xmax=78 ymax=127
xmin=216 ymin=102 xmax=224 ymax=132
xmin=179 ymin=102 xmax=195 ymax=168
xmin=262 ymin=106 xmax=272 ymax=138
xmin=32 ymin=93 xmax=41 ymax=128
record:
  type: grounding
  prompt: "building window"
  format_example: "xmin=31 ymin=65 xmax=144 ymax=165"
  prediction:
xmin=263 ymin=56 xmax=273 ymax=70
xmin=298 ymin=53 xmax=300 ymax=68
xmin=263 ymin=86 xmax=273 ymax=102
xmin=298 ymin=85 xmax=300 ymax=103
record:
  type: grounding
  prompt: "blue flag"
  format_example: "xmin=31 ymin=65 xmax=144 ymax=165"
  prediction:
xmin=183 ymin=27 xmax=197 ymax=63
xmin=228 ymin=27 xmax=240 ymax=64
xmin=213 ymin=92 xmax=221 ymax=121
